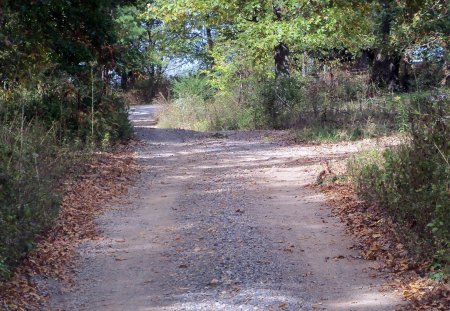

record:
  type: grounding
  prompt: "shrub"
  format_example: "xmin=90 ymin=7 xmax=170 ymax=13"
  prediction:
xmin=158 ymin=69 xmax=419 ymax=139
xmin=348 ymin=93 xmax=449 ymax=275
xmin=171 ymin=74 xmax=215 ymax=101
xmin=0 ymin=77 xmax=132 ymax=280
xmin=0 ymin=120 xmax=63 ymax=280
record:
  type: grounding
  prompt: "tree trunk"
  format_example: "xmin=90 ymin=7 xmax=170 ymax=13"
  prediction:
xmin=206 ymin=27 xmax=213 ymax=51
xmin=354 ymin=50 xmax=371 ymax=71
xmin=273 ymin=5 xmax=289 ymax=77
xmin=441 ymin=61 xmax=450 ymax=86
xmin=370 ymin=0 xmax=400 ymax=90
xmin=206 ymin=27 xmax=215 ymax=68
xmin=371 ymin=52 xmax=401 ymax=91
xmin=274 ymin=43 xmax=290 ymax=76
xmin=120 ymin=71 xmax=128 ymax=91
xmin=399 ymin=57 xmax=410 ymax=92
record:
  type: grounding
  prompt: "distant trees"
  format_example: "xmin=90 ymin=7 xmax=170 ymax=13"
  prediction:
xmin=368 ymin=0 xmax=449 ymax=90
xmin=0 ymin=0 xmax=169 ymax=94
xmin=148 ymin=0 xmax=448 ymax=90
xmin=1 ymin=0 xmax=118 ymax=80
xmin=148 ymin=0 xmax=371 ymax=77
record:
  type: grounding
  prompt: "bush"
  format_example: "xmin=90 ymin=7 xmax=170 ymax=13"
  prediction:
xmin=171 ymin=74 xmax=215 ymax=101
xmin=348 ymin=93 xmax=449 ymax=274
xmin=157 ymin=74 xmax=255 ymax=131
xmin=159 ymin=69 xmax=428 ymax=140
xmin=0 ymin=77 xmax=132 ymax=280
xmin=0 ymin=120 xmax=63 ymax=279
xmin=1 ymin=76 xmax=132 ymax=143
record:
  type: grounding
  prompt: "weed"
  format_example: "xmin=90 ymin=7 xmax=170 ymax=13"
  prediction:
xmin=0 ymin=78 xmax=132 ymax=279
xmin=348 ymin=93 xmax=449 ymax=277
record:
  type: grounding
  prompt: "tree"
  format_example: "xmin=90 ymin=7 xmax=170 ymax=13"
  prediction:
xmin=149 ymin=0 xmax=374 ymax=77
xmin=368 ymin=0 xmax=449 ymax=90
xmin=147 ymin=0 xmax=448 ymax=92
xmin=115 ymin=2 xmax=163 ymax=90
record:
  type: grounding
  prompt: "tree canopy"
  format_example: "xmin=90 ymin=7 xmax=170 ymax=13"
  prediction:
xmin=145 ymin=0 xmax=448 ymax=88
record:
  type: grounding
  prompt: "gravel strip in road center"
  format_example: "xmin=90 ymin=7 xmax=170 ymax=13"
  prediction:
xmin=157 ymin=140 xmax=310 ymax=311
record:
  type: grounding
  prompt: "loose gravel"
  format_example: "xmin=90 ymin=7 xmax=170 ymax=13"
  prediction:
xmin=48 ymin=105 xmax=403 ymax=311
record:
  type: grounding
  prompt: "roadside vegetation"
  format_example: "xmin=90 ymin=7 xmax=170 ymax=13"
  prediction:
xmin=0 ymin=1 xmax=138 ymax=280
xmin=0 ymin=84 xmax=132 ymax=280
xmin=157 ymin=72 xmax=445 ymax=140
xmin=348 ymin=93 xmax=449 ymax=279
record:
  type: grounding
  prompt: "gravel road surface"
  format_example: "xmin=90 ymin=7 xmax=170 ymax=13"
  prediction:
xmin=49 ymin=105 xmax=403 ymax=311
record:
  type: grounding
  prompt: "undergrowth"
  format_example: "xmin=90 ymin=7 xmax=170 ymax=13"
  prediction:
xmin=157 ymin=71 xmax=415 ymax=139
xmin=348 ymin=92 xmax=449 ymax=278
xmin=0 ymin=80 xmax=132 ymax=280
xmin=0 ymin=120 xmax=65 ymax=279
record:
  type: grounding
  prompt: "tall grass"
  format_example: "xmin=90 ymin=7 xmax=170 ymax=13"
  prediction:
xmin=0 ymin=79 xmax=132 ymax=279
xmin=348 ymin=93 xmax=449 ymax=277
xmin=157 ymin=74 xmax=263 ymax=131
xmin=0 ymin=119 xmax=64 ymax=278
xmin=157 ymin=71 xmax=414 ymax=139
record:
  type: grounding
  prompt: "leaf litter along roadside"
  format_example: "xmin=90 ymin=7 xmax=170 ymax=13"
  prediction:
xmin=314 ymin=164 xmax=449 ymax=311
xmin=0 ymin=141 xmax=141 ymax=310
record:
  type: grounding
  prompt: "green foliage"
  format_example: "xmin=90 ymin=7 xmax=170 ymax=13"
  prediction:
xmin=1 ymin=76 xmax=133 ymax=143
xmin=0 ymin=0 xmax=151 ymax=283
xmin=171 ymin=75 xmax=215 ymax=101
xmin=0 ymin=0 xmax=125 ymax=78
xmin=149 ymin=0 xmax=374 ymax=65
xmin=0 ymin=119 xmax=62 ymax=280
xmin=159 ymin=68 xmax=406 ymax=138
xmin=386 ymin=0 xmax=449 ymax=50
xmin=348 ymin=94 xmax=449 ymax=276
xmin=294 ymin=125 xmax=364 ymax=143
xmin=409 ymin=61 xmax=447 ymax=92
xmin=396 ymin=98 xmax=410 ymax=132
xmin=114 ymin=2 xmax=166 ymax=87
xmin=0 ymin=75 xmax=132 ymax=282
xmin=147 ymin=0 xmax=449 ymax=91
xmin=157 ymin=74 xmax=267 ymax=131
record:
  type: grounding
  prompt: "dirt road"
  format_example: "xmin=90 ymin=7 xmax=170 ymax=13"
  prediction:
xmin=49 ymin=105 xmax=403 ymax=310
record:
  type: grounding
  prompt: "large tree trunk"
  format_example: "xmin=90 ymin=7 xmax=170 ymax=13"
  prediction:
xmin=120 ymin=71 xmax=128 ymax=91
xmin=370 ymin=0 xmax=400 ymax=90
xmin=273 ymin=5 xmax=289 ymax=77
xmin=274 ymin=42 xmax=290 ymax=76
xmin=371 ymin=51 xmax=401 ymax=91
